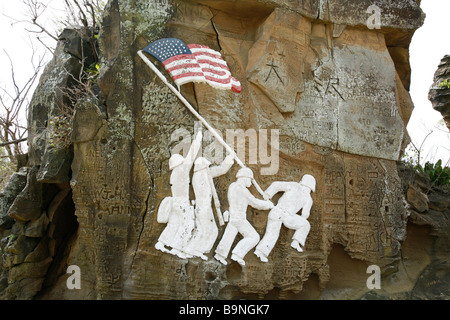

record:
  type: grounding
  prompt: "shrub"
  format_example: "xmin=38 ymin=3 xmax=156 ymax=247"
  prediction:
xmin=418 ymin=159 xmax=450 ymax=187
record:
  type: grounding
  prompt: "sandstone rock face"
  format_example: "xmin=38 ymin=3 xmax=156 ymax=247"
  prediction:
xmin=429 ymin=55 xmax=450 ymax=130
xmin=4 ymin=0 xmax=448 ymax=301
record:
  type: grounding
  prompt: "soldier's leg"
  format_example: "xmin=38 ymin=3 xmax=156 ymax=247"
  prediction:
xmin=284 ymin=215 xmax=310 ymax=251
xmin=215 ymin=222 xmax=238 ymax=264
xmin=232 ymin=220 xmax=260 ymax=265
xmin=170 ymin=203 xmax=195 ymax=258
xmin=292 ymin=218 xmax=310 ymax=246
xmin=255 ymin=218 xmax=283 ymax=262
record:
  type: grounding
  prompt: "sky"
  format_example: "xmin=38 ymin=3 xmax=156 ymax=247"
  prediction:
xmin=0 ymin=0 xmax=449 ymax=166
xmin=408 ymin=0 xmax=450 ymax=165
xmin=0 ymin=0 xmax=67 ymax=131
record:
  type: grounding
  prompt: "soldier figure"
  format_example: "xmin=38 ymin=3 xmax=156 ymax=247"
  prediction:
xmin=254 ymin=174 xmax=316 ymax=263
xmin=155 ymin=131 xmax=202 ymax=258
xmin=183 ymin=155 xmax=234 ymax=260
xmin=214 ymin=167 xmax=274 ymax=266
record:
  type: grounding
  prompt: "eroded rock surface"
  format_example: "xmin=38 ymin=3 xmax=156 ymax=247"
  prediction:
xmin=429 ymin=55 xmax=450 ymax=130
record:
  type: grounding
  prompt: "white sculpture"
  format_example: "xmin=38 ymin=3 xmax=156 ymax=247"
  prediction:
xmin=254 ymin=174 xmax=316 ymax=262
xmin=182 ymin=155 xmax=234 ymax=260
xmin=154 ymin=125 xmax=316 ymax=268
xmin=214 ymin=167 xmax=274 ymax=266
xmin=155 ymin=131 xmax=203 ymax=258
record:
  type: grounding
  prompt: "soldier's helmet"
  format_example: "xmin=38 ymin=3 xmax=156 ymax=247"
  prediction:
xmin=194 ymin=157 xmax=211 ymax=172
xmin=169 ymin=154 xmax=185 ymax=170
xmin=236 ymin=167 xmax=254 ymax=179
xmin=300 ymin=174 xmax=316 ymax=192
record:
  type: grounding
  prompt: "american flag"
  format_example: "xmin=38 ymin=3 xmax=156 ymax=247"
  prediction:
xmin=143 ymin=38 xmax=241 ymax=93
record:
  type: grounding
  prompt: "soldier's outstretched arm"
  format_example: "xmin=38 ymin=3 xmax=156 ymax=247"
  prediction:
xmin=210 ymin=154 xmax=234 ymax=178
xmin=265 ymin=181 xmax=296 ymax=198
xmin=246 ymin=189 xmax=274 ymax=211
xmin=182 ymin=131 xmax=203 ymax=169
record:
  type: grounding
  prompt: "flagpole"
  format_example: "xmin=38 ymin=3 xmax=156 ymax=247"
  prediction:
xmin=137 ymin=50 xmax=267 ymax=198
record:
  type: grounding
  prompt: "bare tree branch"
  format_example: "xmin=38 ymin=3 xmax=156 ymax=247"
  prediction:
xmin=0 ymin=138 xmax=27 ymax=147
xmin=0 ymin=0 xmax=105 ymax=167
xmin=24 ymin=0 xmax=59 ymax=42
xmin=0 ymin=44 xmax=45 ymax=162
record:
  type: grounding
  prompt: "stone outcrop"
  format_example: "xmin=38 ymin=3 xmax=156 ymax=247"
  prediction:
xmin=3 ymin=0 xmax=448 ymax=301
xmin=429 ymin=55 xmax=450 ymax=130
xmin=0 ymin=29 xmax=82 ymax=299
xmin=396 ymin=164 xmax=450 ymax=300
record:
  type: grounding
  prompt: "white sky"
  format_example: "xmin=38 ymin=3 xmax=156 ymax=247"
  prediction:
xmin=0 ymin=0 xmax=449 ymax=165
xmin=0 ymin=0 xmax=66 ymax=128
xmin=409 ymin=0 xmax=450 ymax=165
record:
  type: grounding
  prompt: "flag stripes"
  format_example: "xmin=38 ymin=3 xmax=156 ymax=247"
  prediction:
xmin=144 ymin=38 xmax=241 ymax=93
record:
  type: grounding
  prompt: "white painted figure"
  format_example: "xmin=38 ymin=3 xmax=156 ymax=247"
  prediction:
xmin=155 ymin=131 xmax=203 ymax=258
xmin=214 ymin=167 xmax=274 ymax=266
xmin=182 ymin=155 xmax=234 ymax=260
xmin=254 ymin=174 xmax=316 ymax=263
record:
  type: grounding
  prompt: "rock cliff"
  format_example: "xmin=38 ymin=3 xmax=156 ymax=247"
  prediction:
xmin=2 ymin=0 xmax=448 ymax=300
xmin=429 ymin=55 xmax=450 ymax=130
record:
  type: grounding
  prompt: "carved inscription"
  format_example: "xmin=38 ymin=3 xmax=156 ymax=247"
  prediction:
xmin=273 ymin=256 xmax=308 ymax=287
xmin=290 ymin=37 xmax=404 ymax=160
xmin=320 ymin=155 xmax=406 ymax=261
xmin=278 ymin=135 xmax=307 ymax=156
xmin=247 ymin=10 xmax=309 ymax=113
xmin=265 ymin=55 xmax=285 ymax=85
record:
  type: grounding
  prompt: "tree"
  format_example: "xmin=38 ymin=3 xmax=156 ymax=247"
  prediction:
xmin=0 ymin=45 xmax=45 ymax=162
xmin=0 ymin=0 xmax=105 ymax=190
xmin=0 ymin=44 xmax=45 ymax=190
xmin=402 ymin=120 xmax=450 ymax=189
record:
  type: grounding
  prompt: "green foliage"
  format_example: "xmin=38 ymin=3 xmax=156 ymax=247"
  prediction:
xmin=439 ymin=79 xmax=450 ymax=89
xmin=48 ymin=115 xmax=72 ymax=149
xmin=86 ymin=62 xmax=99 ymax=75
xmin=401 ymin=143 xmax=450 ymax=187
xmin=401 ymin=143 xmax=421 ymax=169
xmin=84 ymin=61 xmax=100 ymax=85
xmin=6 ymin=234 xmax=17 ymax=241
xmin=418 ymin=159 xmax=450 ymax=187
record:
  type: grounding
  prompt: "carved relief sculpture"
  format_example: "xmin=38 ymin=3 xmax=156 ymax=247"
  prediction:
xmin=155 ymin=131 xmax=202 ymax=258
xmin=255 ymin=175 xmax=316 ymax=262
xmin=182 ymin=154 xmax=234 ymax=260
xmin=145 ymin=36 xmax=317 ymax=268
xmin=3 ymin=0 xmax=432 ymax=300
xmin=214 ymin=168 xmax=274 ymax=266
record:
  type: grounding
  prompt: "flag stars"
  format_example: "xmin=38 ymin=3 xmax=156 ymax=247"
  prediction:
xmin=144 ymin=38 xmax=192 ymax=63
